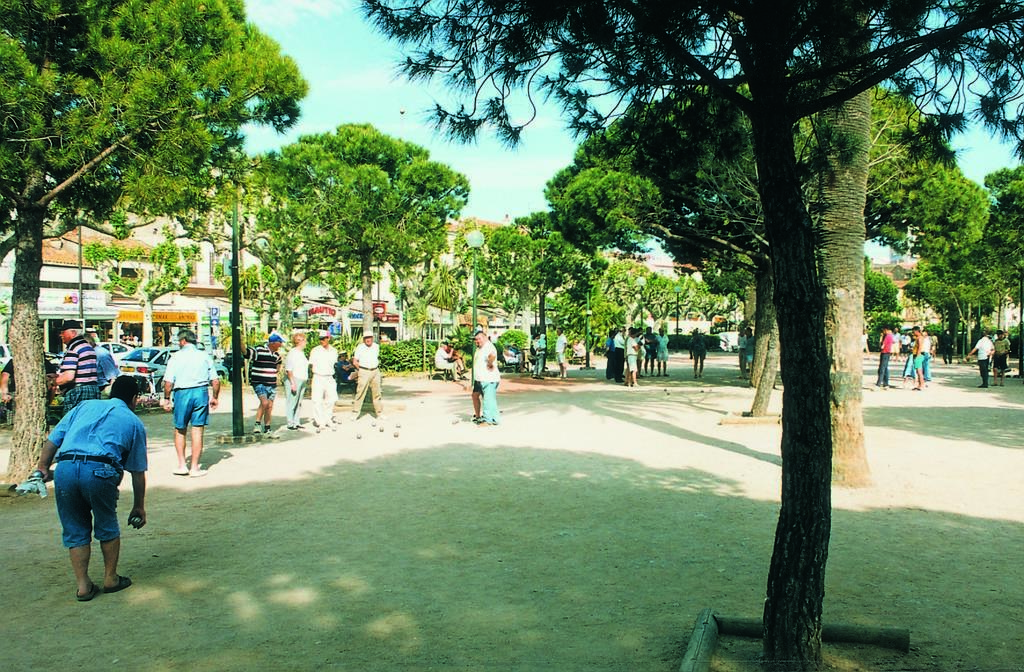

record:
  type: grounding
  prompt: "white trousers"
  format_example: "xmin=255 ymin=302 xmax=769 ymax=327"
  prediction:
xmin=310 ymin=374 xmax=337 ymax=427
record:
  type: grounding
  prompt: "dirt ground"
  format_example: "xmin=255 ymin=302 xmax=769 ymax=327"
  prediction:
xmin=1 ymin=352 xmax=1021 ymax=672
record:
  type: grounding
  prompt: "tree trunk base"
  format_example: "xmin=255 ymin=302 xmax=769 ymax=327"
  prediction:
xmin=679 ymin=609 xmax=910 ymax=672
xmin=720 ymin=412 xmax=781 ymax=425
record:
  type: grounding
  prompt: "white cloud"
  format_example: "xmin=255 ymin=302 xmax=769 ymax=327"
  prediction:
xmin=246 ymin=0 xmax=350 ymax=27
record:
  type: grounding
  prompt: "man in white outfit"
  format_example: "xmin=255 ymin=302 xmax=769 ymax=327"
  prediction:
xmin=308 ymin=330 xmax=339 ymax=432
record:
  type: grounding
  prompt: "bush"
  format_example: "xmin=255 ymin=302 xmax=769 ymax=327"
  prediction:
xmin=380 ymin=339 xmax=432 ymax=373
xmin=497 ymin=329 xmax=528 ymax=352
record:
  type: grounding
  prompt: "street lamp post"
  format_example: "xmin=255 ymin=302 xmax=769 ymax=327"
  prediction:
xmin=584 ymin=287 xmax=594 ymax=370
xmin=635 ymin=276 xmax=647 ymax=329
xmin=465 ymin=229 xmax=485 ymax=386
xmin=674 ymin=284 xmax=683 ymax=334
xmin=230 ymin=196 xmax=244 ymax=438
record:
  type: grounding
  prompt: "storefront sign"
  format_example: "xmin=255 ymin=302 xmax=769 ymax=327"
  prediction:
xmin=372 ymin=302 xmax=387 ymax=317
xmin=308 ymin=304 xmax=337 ymax=317
xmin=117 ymin=310 xmax=198 ymax=323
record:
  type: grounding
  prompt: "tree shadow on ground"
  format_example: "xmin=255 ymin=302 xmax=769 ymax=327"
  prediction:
xmin=2 ymin=443 xmax=1020 ymax=671
xmin=494 ymin=389 xmax=782 ymax=468
xmin=864 ymin=404 xmax=1023 ymax=448
xmin=4 ymin=440 xmax=1019 ymax=672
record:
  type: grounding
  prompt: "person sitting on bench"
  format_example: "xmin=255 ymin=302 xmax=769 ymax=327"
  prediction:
xmin=334 ymin=351 xmax=356 ymax=394
xmin=434 ymin=341 xmax=466 ymax=379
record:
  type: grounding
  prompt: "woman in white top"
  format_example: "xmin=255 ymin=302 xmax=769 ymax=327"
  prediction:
xmin=625 ymin=328 xmax=641 ymax=387
xmin=283 ymin=331 xmax=309 ymax=429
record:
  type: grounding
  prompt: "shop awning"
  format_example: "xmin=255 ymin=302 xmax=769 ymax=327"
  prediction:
xmin=116 ymin=310 xmax=198 ymax=323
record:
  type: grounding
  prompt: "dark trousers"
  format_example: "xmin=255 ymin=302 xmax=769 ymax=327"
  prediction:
xmin=876 ymin=353 xmax=891 ymax=387
xmin=978 ymin=358 xmax=990 ymax=387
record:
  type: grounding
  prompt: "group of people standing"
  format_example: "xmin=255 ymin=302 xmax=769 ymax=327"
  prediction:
xmin=876 ymin=325 xmax=1016 ymax=390
xmin=876 ymin=325 xmax=933 ymax=390
xmin=247 ymin=329 xmax=386 ymax=435
xmin=604 ymin=326 xmax=671 ymax=385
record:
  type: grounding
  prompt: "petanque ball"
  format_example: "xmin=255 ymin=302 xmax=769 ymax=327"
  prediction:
xmin=393 ymin=432 xmax=399 ymax=438
xmin=356 ymin=433 xmax=362 ymax=439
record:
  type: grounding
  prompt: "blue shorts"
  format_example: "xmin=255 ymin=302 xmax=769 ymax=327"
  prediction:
xmin=173 ymin=386 xmax=210 ymax=429
xmin=253 ymin=383 xmax=277 ymax=401
xmin=54 ymin=460 xmax=122 ymax=548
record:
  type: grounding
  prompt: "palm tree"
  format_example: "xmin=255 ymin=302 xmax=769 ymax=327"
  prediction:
xmin=427 ymin=264 xmax=464 ymax=336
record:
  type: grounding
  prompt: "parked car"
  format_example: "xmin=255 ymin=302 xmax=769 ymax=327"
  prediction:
xmin=119 ymin=347 xmax=173 ymax=392
xmin=718 ymin=331 xmax=740 ymax=352
xmin=96 ymin=341 xmax=132 ymax=365
xmin=120 ymin=346 xmax=226 ymax=393
xmin=0 ymin=343 xmax=10 ymax=370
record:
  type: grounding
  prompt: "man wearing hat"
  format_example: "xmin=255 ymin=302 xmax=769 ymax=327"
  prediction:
xmin=245 ymin=333 xmax=284 ymax=434
xmin=351 ymin=330 xmax=384 ymax=419
xmin=308 ymin=330 xmax=339 ymax=432
xmin=54 ymin=320 xmax=101 ymax=414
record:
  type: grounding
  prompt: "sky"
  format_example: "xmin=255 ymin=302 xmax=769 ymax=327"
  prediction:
xmin=243 ymin=0 xmax=1021 ymax=224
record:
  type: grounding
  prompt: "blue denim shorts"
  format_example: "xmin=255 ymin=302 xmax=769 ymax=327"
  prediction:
xmin=173 ymin=386 xmax=210 ymax=429
xmin=54 ymin=460 xmax=122 ymax=548
xmin=253 ymin=383 xmax=277 ymax=401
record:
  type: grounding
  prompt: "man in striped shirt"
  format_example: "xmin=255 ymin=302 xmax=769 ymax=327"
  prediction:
xmin=55 ymin=320 xmax=100 ymax=414
xmin=245 ymin=333 xmax=284 ymax=434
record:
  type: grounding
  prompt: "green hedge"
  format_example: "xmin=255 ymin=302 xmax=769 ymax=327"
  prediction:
xmin=380 ymin=339 xmax=436 ymax=373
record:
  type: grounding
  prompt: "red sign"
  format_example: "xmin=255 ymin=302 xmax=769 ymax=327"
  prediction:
xmin=372 ymin=302 xmax=387 ymax=317
xmin=382 ymin=313 xmax=400 ymax=323
xmin=308 ymin=305 xmax=336 ymax=317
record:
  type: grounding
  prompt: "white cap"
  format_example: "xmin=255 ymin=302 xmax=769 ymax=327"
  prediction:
xmin=362 ymin=330 xmax=374 ymax=338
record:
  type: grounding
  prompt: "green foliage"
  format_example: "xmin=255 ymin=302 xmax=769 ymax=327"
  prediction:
xmin=865 ymin=313 xmax=902 ymax=351
xmin=496 ymin=329 xmax=528 ymax=351
xmin=983 ymin=167 xmax=1024 ymax=299
xmin=84 ymin=227 xmax=200 ymax=305
xmin=379 ymin=340 xmax=426 ymax=373
xmin=1 ymin=0 xmax=306 ymax=227
xmin=445 ymin=326 xmax=475 ymax=359
xmin=256 ymin=124 xmax=468 ymax=332
xmin=864 ymin=264 xmax=900 ymax=315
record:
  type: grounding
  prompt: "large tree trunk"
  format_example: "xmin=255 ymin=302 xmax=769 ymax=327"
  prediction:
xmin=278 ymin=291 xmax=295 ymax=333
xmin=749 ymin=261 xmax=774 ymax=390
xmin=6 ymin=206 xmax=48 ymax=481
xmin=749 ymin=261 xmax=779 ymax=416
xmin=751 ymin=102 xmax=833 ymax=670
xmin=816 ymin=89 xmax=873 ymax=487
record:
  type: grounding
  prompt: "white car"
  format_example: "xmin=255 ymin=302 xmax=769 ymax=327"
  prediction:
xmin=718 ymin=331 xmax=740 ymax=352
xmin=119 ymin=347 xmax=173 ymax=391
xmin=120 ymin=345 xmax=226 ymax=393
xmin=97 ymin=341 xmax=132 ymax=365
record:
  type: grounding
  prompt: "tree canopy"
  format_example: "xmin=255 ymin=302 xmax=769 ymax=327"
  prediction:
xmin=2 ymin=0 xmax=306 ymax=481
xmin=266 ymin=124 xmax=469 ymax=332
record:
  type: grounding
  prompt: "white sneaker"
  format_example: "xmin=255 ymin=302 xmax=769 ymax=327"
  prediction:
xmin=253 ymin=424 xmax=263 ymax=435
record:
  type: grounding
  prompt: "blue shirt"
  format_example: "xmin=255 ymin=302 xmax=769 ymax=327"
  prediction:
xmin=95 ymin=347 xmax=120 ymax=386
xmin=164 ymin=344 xmax=217 ymax=389
xmin=48 ymin=398 xmax=148 ymax=472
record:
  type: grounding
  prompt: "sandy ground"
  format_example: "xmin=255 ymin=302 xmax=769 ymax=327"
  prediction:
xmin=1 ymin=352 xmax=1021 ymax=672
